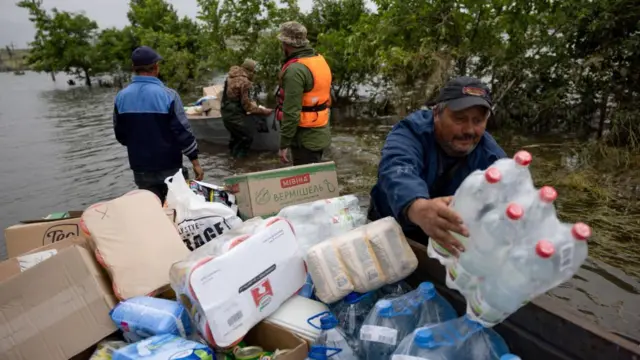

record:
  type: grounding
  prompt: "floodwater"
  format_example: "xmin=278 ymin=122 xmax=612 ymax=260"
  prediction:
xmin=1 ymin=72 xmax=639 ymax=343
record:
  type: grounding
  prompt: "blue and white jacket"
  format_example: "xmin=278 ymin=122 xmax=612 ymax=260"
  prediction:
xmin=113 ymin=76 xmax=199 ymax=172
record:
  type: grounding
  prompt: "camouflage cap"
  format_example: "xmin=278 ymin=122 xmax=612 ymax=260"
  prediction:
xmin=277 ymin=21 xmax=310 ymax=48
xmin=241 ymin=58 xmax=257 ymax=72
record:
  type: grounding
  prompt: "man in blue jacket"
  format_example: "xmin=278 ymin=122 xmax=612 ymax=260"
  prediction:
xmin=113 ymin=46 xmax=204 ymax=203
xmin=368 ymin=76 xmax=507 ymax=257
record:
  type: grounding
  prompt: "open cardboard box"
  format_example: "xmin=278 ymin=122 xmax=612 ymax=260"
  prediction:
xmin=4 ymin=210 xmax=84 ymax=258
xmin=0 ymin=237 xmax=118 ymax=360
xmin=243 ymin=322 xmax=309 ymax=360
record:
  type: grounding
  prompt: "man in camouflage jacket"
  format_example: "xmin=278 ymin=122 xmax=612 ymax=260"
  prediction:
xmin=221 ymin=59 xmax=273 ymax=158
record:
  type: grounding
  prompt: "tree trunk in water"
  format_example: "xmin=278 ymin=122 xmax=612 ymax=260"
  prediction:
xmin=50 ymin=72 xmax=56 ymax=82
xmin=84 ymin=69 xmax=92 ymax=87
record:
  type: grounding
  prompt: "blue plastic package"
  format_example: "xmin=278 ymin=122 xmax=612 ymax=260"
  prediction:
xmin=112 ymin=334 xmax=214 ymax=360
xmin=110 ymin=296 xmax=193 ymax=343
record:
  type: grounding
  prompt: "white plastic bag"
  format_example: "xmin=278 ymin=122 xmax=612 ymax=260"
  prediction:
xmin=165 ymin=169 xmax=243 ymax=251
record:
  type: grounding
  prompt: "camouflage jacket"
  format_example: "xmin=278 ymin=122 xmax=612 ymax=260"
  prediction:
xmin=223 ymin=66 xmax=270 ymax=116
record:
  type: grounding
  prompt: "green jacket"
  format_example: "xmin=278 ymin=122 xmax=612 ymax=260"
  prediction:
xmin=280 ymin=46 xmax=331 ymax=151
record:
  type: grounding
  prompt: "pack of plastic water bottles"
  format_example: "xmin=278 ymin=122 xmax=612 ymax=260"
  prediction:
xmin=305 ymin=282 xmax=521 ymax=360
xmin=427 ymin=150 xmax=592 ymax=327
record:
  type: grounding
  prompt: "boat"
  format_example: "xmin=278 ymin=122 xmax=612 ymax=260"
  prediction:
xmin=13 ymin=70 xmax=25 ymax=76
xmin=186 ymin=112 xmax=280 ymax=152
xmin=406 ymin=240 xmax=640 ymax=359
xmin=186 ymin=84 xmax=280 ymax=152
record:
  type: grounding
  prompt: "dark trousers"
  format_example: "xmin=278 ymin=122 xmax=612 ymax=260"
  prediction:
xmin=223 ymin=119 xmax=253 ymax=157
xmin=133 ymin=168 xmax=180 ymax=205
xmin=292 ymin=147 xmax=324 ymax=166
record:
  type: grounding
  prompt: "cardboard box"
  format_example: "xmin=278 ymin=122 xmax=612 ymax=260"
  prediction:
xmin=224 ymin=162 xmax=339 ymax=219
xmin=0 ymin=237 xmax=87 ymax=282
xmin=4 ymin=210 xmax=83 ymax=258
xmin=243 ymin=322 xmax=309 ymax=360
xmin=0 ymin=240 xmax=118 ymax=360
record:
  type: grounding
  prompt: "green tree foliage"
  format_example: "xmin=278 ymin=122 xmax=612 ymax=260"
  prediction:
xmin=17 ymin=0 xmax=640 ymax=145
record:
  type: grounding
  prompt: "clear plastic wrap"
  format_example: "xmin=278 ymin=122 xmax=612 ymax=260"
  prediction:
xmin=391 ymin=316 xmax=509 ymax=360
xmin=110 ymin=296 xmax=192 ymax=343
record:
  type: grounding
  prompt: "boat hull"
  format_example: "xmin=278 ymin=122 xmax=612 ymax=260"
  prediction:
xmin=187 ymin=113 xmax=280 ymax=151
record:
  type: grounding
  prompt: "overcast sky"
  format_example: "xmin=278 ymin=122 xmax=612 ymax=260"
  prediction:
xmin=0 ymin=0 xmax=320 ymax=48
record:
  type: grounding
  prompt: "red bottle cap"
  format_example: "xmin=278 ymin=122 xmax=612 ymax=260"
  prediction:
xmin=571 ymin=222 xmax=591 ymax=241
xmin=485 ymin=167 xmax=502 ymax=184
xmin=506 ymin=203 xmax=524 ymax=220
xmin=539 ymin=186 xmax=558 ymax=203
xmin=514 ymin=150 xmax=533 ymax=166
xmin=536 ymin=240 xmax=555 ymax=258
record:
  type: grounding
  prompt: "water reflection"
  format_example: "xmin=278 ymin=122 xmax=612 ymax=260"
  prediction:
xmin=0 ymin=72 xmax=639 ymax=342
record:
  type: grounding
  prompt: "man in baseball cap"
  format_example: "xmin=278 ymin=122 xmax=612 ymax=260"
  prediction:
xmin=369 ymin=76 xmax=507 ymax=257
xmin=274 ymin=21 xmax=332 ymax=166
xmin=113 ymin=46 xmax=204 ymax=203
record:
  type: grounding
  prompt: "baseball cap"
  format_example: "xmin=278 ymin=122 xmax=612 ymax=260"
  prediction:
xmin=429 ymin=76 xmax=493 ymax=112
xmin=131 ymin=46 xmax=163 ymax=67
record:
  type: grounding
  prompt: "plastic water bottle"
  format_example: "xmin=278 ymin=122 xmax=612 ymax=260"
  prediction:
xmin=520 ymin=186 xmax=558 ymax=235
xmin=529 ymin=222 xmax=591 ymax=297
xmin=447 ymin=203 xmax=525 ymax=294
xmin=360 ymin=299 xmax=417 ymax=360
xmin=391 ymin=315 xmax=509 ymax=360
xmin=400 ymin=282 xmax=457 ymax=328
xmin=468 ymin=239 xmax=555 ymax=326
xmin=309 ymin=312 xmax=359 ymax=360
xmin=501 ymin=354 xmax=522 ymax=360
xmin=334 ymin=292 xmax=378 ymax=355
xmin=378 ymin=281 xmax=413 ymax=299
xmin=429 ymin=167 xmax=503 ymax=263
xmin=491 ymin=151 xmax=534 ymax=199
xmin=307 ymin=345 xmax=343 ymax=360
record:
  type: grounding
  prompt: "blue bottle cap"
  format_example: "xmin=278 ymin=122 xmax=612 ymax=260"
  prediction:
xmin=414 ymin=328 xmax=437 ymax=349
xmin=376 ymin=299 xmax=393 ymax=316
xmin=308 ymin=345 xmax=328 ymax=360
xmin=500 ymin=354 xmax=521 ymax=360
xmin=418 ymin=282 xmax=436 ymax=299
xmin=344 ymin=292 xmax=361 ymax=304
xmin=319 ymin=313 xmax=338 ymax=330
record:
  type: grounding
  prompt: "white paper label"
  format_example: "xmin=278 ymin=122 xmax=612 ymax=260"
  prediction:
xmin=18 ymin=249 xmax=58 ymax=272
xmin=359 ymin=325 xmax=398 ymax=346
xmin=558 ymin=242 xmax=574 ymax=272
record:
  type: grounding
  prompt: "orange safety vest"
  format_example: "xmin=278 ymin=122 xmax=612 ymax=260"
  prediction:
xmin=275 ymin=54 xmax=332 ymax=128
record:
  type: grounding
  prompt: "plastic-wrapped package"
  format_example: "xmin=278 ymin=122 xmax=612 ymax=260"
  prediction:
xmin=112 ymin=334 xmax=214 ymax=360
xmin=398 ymin=282 xmax=458 ymax=328
xmin=359 ymin=299 xmax=417 ymax=360
xmin=109 ymin=296 xmax=192 ymax=343
xmin=307 ymin=241 xmax=355 ymax=304
xmin=307 ymin=217 xmax=418 ymax=303
xmin=80 ymin=190 xmax=191 ymax=300
xmin=391 ymin=315 xmax=509 ymax=360
xmin=334 ymin=228 xmax=387 ymax=293
xmin=170 ymin=217 xmax=306 ymax=347
xmin=89 ymin=340 xmax=128 ymax=360
xmin=278 ymin=195 xmax=367 ymax=254
xmin=366 ymin=217 xmax=419 ymax=284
